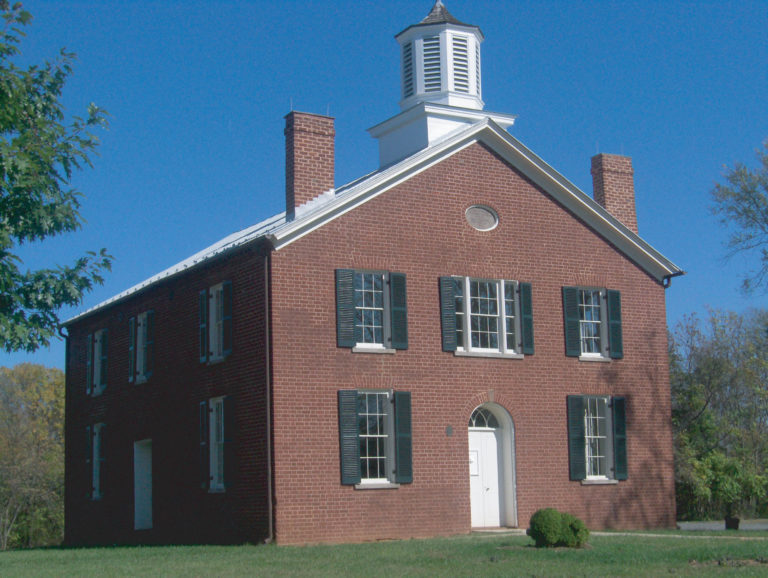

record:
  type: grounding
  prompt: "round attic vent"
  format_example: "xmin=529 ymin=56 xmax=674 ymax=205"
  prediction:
xmin=465 ymin=205 xmax=499 ymax=231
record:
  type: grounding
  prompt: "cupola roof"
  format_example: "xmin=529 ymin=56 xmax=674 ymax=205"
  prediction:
xmin=397 ymin=1 xmax=481 ymax=38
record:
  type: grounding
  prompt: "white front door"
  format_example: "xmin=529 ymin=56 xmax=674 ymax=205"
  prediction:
xmin=469 ymin=428 xmax=503 ymax=527
xmin=134 ymin=439 xmax=153 ymax=530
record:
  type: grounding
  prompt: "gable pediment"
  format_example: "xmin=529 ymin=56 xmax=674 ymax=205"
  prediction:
xmin=267 ymin=119 xmax=682 ymax=284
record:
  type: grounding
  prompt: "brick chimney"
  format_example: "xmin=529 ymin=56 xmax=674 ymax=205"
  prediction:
xmin=285 ymin=111 xmax=335 ymax=220
xmin=591 ymin=153 xmax=638 ymax=234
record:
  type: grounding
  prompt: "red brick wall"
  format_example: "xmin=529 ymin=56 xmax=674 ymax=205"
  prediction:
xmin=269 ymin=142 xmax=675 ymax=544
xmin=64 ymin=244 xmax=271 ymax=545
xmin=285 ymin=111 xmax=335 ymax=218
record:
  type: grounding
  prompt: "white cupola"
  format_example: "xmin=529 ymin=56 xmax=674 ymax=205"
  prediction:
xmin=396 ymin=0 xmax=484 ymax=111
xmin=369 ymin=1 xmax=516 ymax=168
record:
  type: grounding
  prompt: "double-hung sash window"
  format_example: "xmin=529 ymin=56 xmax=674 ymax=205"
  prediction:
xmin=86 ymin=329 xmax=108 ymax=396
xmin=567 ymin=395 xmax=627 ymax=482
xmin=338 ymin=390 xmax=412 ymax=486
xmin=336 ymin=270 xmax=408 ymax=351
xmin=199 ymin=396 xmax=235 ymax=492
xmin=563 ymin=287 xmax=623 ymax=359
xmin=440 ymin=277 xmax=534 ymax=356
xmin=129 ymin=311 xmax=154 ymax=383
xmin=199 ymin=282 xmax=233 ymax=363
xmin=86 ymin=423 xmax=105 ymax=500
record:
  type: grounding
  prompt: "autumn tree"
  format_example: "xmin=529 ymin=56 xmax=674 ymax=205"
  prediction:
xmin=0 ymin=1 xmax=111 ymax=353
xmin=0 ymin=363 xmax=64 ymax=549
xmin=711 ymin=142 xmax=768 ymax=292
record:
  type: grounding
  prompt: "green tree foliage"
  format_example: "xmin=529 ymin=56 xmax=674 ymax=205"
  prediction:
xmin=0 ymin=363 xmax=64 ymax=549
xmin=711 ymin=142 xmax=768 ymax=292
xmin=0 ymin=1 xmax=111 ymax=353
xmin=669 ymin=309 xmax=768 ymax=520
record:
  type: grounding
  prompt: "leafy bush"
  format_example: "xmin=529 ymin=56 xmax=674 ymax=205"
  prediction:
xmin=527 ymin=508 xmax=589 ymax=548
xmin=559 ymin=513 xmax=589 ymax=547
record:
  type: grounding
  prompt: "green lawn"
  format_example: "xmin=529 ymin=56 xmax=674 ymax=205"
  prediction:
xmin=1 ymin=532 xmax=768 ymax=577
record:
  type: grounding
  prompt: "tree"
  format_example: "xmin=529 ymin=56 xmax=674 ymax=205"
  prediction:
xmin=0 ymin=1 xmax=111 ymax=353
xmin=669 ymin=309 xmax=768 ymax=520
xmin=0 ymin=363 xmax=64 ymax=549
xmin=711 ymin=141 xmax=768 ymax=292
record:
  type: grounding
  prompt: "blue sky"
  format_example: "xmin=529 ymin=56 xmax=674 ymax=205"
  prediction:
xmin=3 ymin=0 xmax=767 ymax=369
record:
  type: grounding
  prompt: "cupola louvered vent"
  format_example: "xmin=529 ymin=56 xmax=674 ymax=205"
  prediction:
xmin=402 ymin=42 xmax=414 ymax=99
xmin=452 ymin=35 xmax=469 ymax=93
xmin=423 ymin=36 xmax=442 ymax=93
xmin=475 ymin=40 xmax=481 ymax=96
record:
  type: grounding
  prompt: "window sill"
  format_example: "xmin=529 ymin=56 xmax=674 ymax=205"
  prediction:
xmin=352 ymin=346 xmax=396 ymax=354
xmin=354 ymin=482 xmax=400 ymax=490
xmin=208 ymin=488 xmax=226 ymax=494
xmin=581 ymin=478 xmax=619 ymax=485
xmin=578 ymin=355 xmax=611 ymax=363
xmin=455 ymin=350 xmax=524 ymax=359
xmin=206 ymin=356 xmax=227 ymax=365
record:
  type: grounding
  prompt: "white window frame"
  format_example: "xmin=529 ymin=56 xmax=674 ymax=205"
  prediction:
xmin=208 ymin=283 xmax=226 ymax=362
xmin=453 ymin=277 xmax=522 ymax=358
xmin=208 ymin=396 xmax=225 ymax=492
xmin=584 ymin=396 xmax=615 ymax=481
xmin=357 ymin=390 xmax=395 ymax=485
xmin=92 ymin=329 xmax=107 ymax=396
xmin=578 ymin=288 xmax=609 ymax=359
xmin=353 ymin=272 xmax=392 ymax=352
xmin=91 ymin=422 xmax=105 ymax=500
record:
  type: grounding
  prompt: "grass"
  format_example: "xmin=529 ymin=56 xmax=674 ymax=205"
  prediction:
xmin=1 ymin=531 xmax=768 ymax=577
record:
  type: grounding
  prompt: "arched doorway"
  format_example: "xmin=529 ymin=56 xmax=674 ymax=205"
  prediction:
xmin=468 ymin=404 xmax=517 ymax=528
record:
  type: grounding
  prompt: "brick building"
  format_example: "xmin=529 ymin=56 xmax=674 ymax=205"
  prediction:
xmin=64 ymin=2 xmax=683 ymax=545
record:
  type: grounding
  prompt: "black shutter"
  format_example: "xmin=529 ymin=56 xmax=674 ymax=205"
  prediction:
xmin=389 ymin=273 xmax=408 ymax=350
xmin=338 ymin=390 xmax=361 ymax=485
xmin=519 ymin=282 xmax=534 ymax=355
xmin=128 ymin=318 xmax=136 ymax=383
xmin=607 ymin=290 xmax=623 ymax=359
xmin=439 ymin=277 xmax=457 ymax=352
xmin=199 ymin=400 xmax=209 ymax=490
xmin=567 ymin=395 xmax=586 ymax=480
xmin=145 ymin=310 xmax=155 ymax=378
xmin=563 ymin=287 xmax=581 ymax=357
xmin=393 ymin=391 xmax=413 ymax=483
xmin=86 ymin=334 xmax=93 ymax=395
xmin=199 ymin=290 xmax=209 ymax=363
xmin=85 ymin=425 xmax=93 ymax=498
xmin=223 ymin=395 xmax=236 ymax=488
xmin=336 ymin=270 xmax=357 ymax=348
xmin=612 ymin=397 xmax=628 ymax=480
xmin=98 ymin=424 xmax=106 ymax=499
xmin=100 ymin=330 xmax=108 ymax=387
xmin=222 ymin=281 xmax=233 ymax=357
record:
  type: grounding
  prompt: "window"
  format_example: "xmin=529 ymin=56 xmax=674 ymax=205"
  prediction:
xmin=335 ymin=270 xmax=408 ymax=351
xmin=86 ymin=329 xmax=108 ymax=396
xmin=562 ymin=287 xmax=623 ymax=359
xmin=129 ymin=311 xmax=154 ymax=383
xmin=567 ymin=395 xmax=627 ymax=482
xmin=86 ymin=423 xmax=105 ymax=500
xmin=439 ymin=277 xmax=533 ymax=356
xmin=338 ymin=390 xmax=412 ymax=486
xmin=199 ymin=281 xmax=233 ymax=363
xmin=199 ymin=396 xmax=234 ymax=492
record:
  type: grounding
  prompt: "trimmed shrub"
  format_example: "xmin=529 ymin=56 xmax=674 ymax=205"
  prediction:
xmin=527 ymin=508 xmax=564 ymax=547
xmin=527 ymin=508 xmax=589 ymax=548
xmin=559 ymin=512 xmax=589 ymax=547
